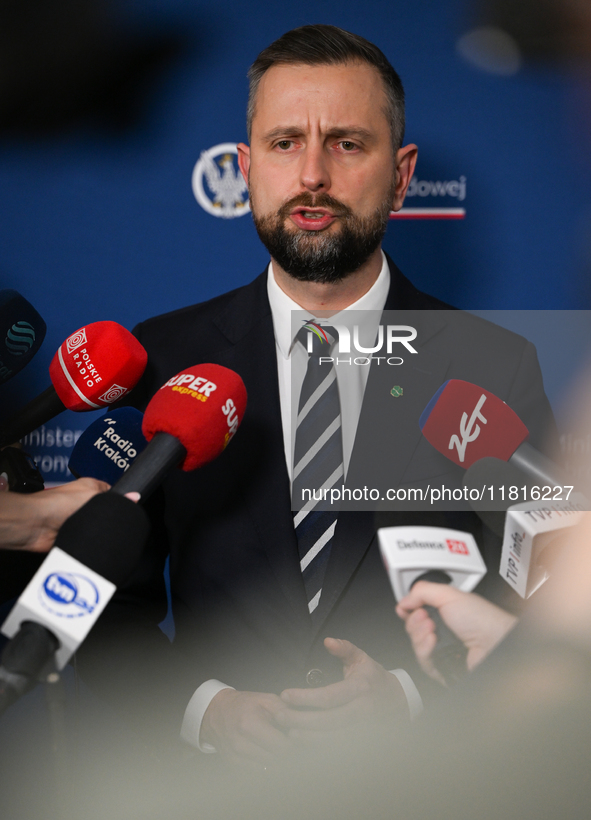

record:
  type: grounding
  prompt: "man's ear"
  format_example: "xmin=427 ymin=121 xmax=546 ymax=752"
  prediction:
xmin=392 ymin=144 xmax=418 ymax=212
xmin=236 ymin=143 xmax=250 ymax=184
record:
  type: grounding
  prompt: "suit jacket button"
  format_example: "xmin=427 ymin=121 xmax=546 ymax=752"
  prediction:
xmin=306 ymin=668 xmax=324 ymax=687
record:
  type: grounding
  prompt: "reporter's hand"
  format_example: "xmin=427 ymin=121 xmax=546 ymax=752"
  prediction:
xmin=396 ymin=582 xmax=518 ymax=683
xmin=199 ymin=689 xmax=296 ymax=766
xmin=0 ymin=477 xmax=110 ymax=552
xmin=277 ymin=638 xmax=407 ymax=745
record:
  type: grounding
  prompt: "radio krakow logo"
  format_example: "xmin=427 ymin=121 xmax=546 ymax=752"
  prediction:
xmin=192 ymin=143 xmax=250 ymax=219
xmin=39 ymin=572 xmax=100 ymax=618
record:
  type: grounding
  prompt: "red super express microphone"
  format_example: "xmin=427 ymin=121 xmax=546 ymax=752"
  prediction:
xmin=0 ymin=321 xmax=147 ymax=447
xmin=419 ymin=379 xmax=566 ymax=487
xmin=111 ymin=363 xmax=247 ymax=499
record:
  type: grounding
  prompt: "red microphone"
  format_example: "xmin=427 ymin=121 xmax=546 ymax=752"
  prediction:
xmin=0 ymin=322 xmax=147 ymax=447
xmin=111 ymin=363 xmax=247 ymax=498
xmin=420 ymin=379 xmax=565 ymax=486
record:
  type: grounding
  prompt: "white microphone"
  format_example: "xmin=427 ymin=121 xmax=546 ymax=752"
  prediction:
xmin=377 ymin=525 xmax=486 ymax=601
xmin=378 ymin=525 xmax=486 ymax=683
xmin=0 ymin=493 xmax=149 ymax=713
xmin=464 ymin=457 xmax=587 ymax=598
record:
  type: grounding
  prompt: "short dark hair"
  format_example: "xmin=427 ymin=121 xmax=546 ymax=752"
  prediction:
xmin=247 ymin=24 xmax=406 ymax=151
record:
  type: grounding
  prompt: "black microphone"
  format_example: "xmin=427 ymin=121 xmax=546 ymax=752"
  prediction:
xmin=0 ymin=290 xmax=46 ymax=386
xmin=0 ymin=492 xmax=149 ymax=713
xmin=410 ymin=570 xmax=468 ymax=686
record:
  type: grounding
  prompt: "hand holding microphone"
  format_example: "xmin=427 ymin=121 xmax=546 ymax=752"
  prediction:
xmin=396 ymin=582 xmax=518 ymax=685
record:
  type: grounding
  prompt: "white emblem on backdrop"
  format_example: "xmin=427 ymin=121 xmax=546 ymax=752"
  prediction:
xmin=192 ymin=143 xmax=250 ymax=219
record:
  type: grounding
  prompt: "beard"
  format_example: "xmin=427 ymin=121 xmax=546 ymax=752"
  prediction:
xmin=250 ymin=191 xmax=393 ymax=284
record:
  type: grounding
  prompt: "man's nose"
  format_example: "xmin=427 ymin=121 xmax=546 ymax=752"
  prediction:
xmin=299 ymin=143 xmax=331 ymax=193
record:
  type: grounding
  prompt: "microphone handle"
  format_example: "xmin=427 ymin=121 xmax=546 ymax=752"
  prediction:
xmin=509 ymin=441 xmax=568 ymax=488
xmin=424 ymin=605 xmax=468 ymax=686
xmin=110 ymin=431 xmax=187 ymax=499
xmin=411 ymin=570 xmax=468 ymax=685
xmin=0 ymin=386 xmax=65 ymax=447
xmin=0 ymin=621 xmax=59 ymax=716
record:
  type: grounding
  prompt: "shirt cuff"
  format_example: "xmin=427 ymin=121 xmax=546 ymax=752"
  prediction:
xmin=390 ymin=669 xmax=423 ymax=720
xmin=180 ymin=679 xmax=235 ymax=753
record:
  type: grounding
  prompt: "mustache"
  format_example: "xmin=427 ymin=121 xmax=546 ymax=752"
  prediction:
xmin=277 ymin=193 xmax=353 ymax=221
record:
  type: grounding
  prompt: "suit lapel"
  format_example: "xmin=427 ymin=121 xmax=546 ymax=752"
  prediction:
xmin=210 ymin=274 xmax=311 ymax=628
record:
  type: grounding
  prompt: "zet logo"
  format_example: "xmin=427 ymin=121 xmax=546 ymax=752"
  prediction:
xmin=40 ymin=572 xmax=100 ymax=618
xmin=191 ymin=143 xmax=250 ymax=219
xmin=5 ymin=321 xmax=35 ymax=355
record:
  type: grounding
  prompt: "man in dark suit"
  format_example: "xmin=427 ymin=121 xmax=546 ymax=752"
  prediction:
xmin=86 ymin=25 xmax=554 ymax=764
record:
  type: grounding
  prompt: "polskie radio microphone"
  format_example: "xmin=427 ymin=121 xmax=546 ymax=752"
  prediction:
xmin=0 ymin=289 xmax=46 ymax=385
xmin=111 ymin=363 xmax=247 ymax=500
xmin=465 ymin=457 xmax=587 ymax=599
xmin=420 ymin=379 xmax=568 ymax=488
xmin=69 ymin=407 xmax=148 ymax=485
xmin=377 ymin=523 xmax=486 ymax=684
xmin=0 ymin=492 xmax=149 ymax=715
xmin=0 ymin=321 xmax=147 ymax=447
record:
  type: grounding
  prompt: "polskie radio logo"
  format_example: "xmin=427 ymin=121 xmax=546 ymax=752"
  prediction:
xmin=303 ymin=321 xmax=419 ymax=367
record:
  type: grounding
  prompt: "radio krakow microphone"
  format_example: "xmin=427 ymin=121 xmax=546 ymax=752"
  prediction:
xmin=0 ymin=493 xmax=149 ymax=712
xmin=69 ymin=407 xmax=148 ymax=485
xmin=420 ymin=379 xmax=567 ymax=488
xmin=465 ymin=457 xmax=587 ymax=599
xmin=0 ymin=289 xmax=46 ymax=385
xmin=0 ymin=321 xmax=147 ymax=447
xmin=378 ymin=525 xmax=486 ymax=684
xmin=111 ymin=363 xmax=247 ymax=499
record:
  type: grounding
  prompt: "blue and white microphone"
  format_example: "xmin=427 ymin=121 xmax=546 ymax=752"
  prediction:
xmin=68 ymin=407 xmax=148 ymax=484
xmin=0 ymin=492 xmax=149 ymax=713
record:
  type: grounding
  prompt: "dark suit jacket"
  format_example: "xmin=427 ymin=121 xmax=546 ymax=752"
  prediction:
xmin=79 ymin=257 xmax=555 ymax=731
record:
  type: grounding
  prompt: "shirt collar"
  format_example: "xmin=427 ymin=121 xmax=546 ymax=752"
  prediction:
xmin=267 ymin=250 xmax=391 ymax=360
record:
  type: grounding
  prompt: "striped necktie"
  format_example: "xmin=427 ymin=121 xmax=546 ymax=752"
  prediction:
xmin=292 ymin=323 xmax=344 ymax=616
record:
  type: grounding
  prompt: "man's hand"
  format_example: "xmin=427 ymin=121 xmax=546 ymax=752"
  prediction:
xmin=199 ymin=689 xmax=296 ymax=765
xmin=0 ymin=477 xmax=110 ymax=552
xmin=277 ymin=638 xmax=408 ymax=745
xmin=396 ymin=581 xmax=518 ymax=683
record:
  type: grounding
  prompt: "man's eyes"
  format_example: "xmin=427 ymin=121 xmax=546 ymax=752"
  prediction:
xmin=272 ymin=139 xmax=360 ymax=152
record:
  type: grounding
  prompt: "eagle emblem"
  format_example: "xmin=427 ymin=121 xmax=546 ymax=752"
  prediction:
xmin=191 ymin=143 xmax=250 ymax=219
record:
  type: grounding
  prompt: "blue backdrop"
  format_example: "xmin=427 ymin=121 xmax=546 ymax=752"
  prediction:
xmin=1 ymin=0 xmax=590 ymax=483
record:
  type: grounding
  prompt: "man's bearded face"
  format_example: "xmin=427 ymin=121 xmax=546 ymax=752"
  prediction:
xmin=251 ymin=190 xmax=394 ymax=284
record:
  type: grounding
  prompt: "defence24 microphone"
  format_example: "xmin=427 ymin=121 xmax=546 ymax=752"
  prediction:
xmin=420 ymin=379 xmax=567 ymax=487
xmin=0 ymin=321 xmax=147 ymax=447
xmin=465 ymin=457 xmax=587 ymax=599
xmin=378 ymin=524 xmax=486 ymax=684
xmin=68 ymin=407 xmax=148 ymax=485
xmin=0 ymin=492 xmax=150 ymax=714
xmin=0 ymin=289 xmax=46 ymax=385
xmin=111 ymin=363 xmax=247 ymax=499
